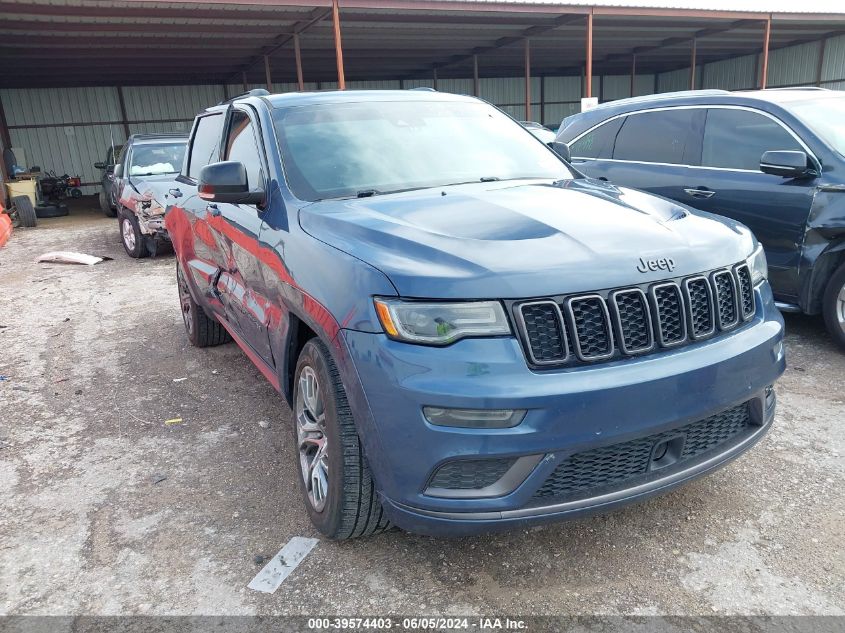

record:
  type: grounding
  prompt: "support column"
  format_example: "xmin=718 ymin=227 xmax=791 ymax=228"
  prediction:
xmin=0 ymin=95 xmax=12 ymax=205
xmin=242 ymin=71 xmax=248 ymax=92
xmin=690 ymin=38 xmax=697 ymax=90
xmin=264 ymin=54 xmax=272 ymax=91
xmin=433 ymin=68 xmax=438 ymax=90
xmin=294 ymin=33 xmax=305 ymax=91
xmin=473 ymin=54 xmax=479 ymax=97
xmin=585 ymin=11 xmax=593 ymax=98
xmin=815 ymin=37 xmax=827 ymax=87
xmin=630 ymin=53 xmax=637 ymax=97
xmin=116 ymin=86 xmax=131 ymax=139
xmin=760 ymin=16 xmax=771 ymax=89
xmin=524 ymin=38 xmax=531 ymax=121
xmin=332 ymin=0 xmax=346 ymax=90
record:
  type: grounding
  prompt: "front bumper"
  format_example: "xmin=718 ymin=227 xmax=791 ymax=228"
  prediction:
xmin=338 ymin=284 xmax=785 ymax=536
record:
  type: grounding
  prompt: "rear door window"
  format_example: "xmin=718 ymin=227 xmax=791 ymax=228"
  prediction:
xmin=702 ymin=108 xmax=803 ymax=171
xmin=612 ymin=109 xmax=697 ymax=165
xmin=569 ymin=117 xmax=624 ymax=159
xmin=187 ymin=114 xmax=224 ymax=180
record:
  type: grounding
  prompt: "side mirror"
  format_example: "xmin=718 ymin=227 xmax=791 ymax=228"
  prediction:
xmin=94 ymin=161 xmax=105 ymax=170
xmin=549 ymin=141 xmax=571 ymax=162
xmin=760 ymin=150 xmax=815 ymax=178
xmin=113 ymin=163 xmax=123 ymax=178
xmin=198 ymin=161 xmax=265 ymax=205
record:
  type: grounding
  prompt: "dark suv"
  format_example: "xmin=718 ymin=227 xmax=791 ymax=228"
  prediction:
xmin=556 ymin=88 xmax=845 ymax=348
xmin=165 ymin=89 xmax=784 ymax=539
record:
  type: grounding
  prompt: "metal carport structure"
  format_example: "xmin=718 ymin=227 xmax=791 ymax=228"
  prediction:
xmin=1 ymin=0 xmax=845 ymax=196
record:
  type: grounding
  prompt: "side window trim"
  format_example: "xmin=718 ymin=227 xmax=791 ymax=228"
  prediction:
xmin=567 ymin=104 xmax=820 ymax=173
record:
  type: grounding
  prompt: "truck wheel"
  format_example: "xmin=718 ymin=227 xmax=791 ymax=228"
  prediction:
xmin=293 ymin=338 xmax=391 ymax=540
xmin=99 ymin=190 xmax=116 ymax=217
xmin=176 ymin=261 xmax=231 ymax=347
xmin=823 ymin=263 xmax=845 ymax=351
xmin=12 ymin=195 xmax=36 ymax=227
xmin=119 ymin=210 xmax=148 ymax=259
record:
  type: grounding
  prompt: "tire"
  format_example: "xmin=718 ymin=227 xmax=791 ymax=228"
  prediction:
xmin=70 ymin=188 xmax=83 ymax=198
xmin=12 ymin=195 xmax=36 ymax=227
xmin=35 ymin=203 xmax=69 ymax=218
xmin=99 ymin=190 xmax=116 ymax=217
xmin=176 ymin=261 xmax=231 ymax=347
xmin=119 ymin=210 xmax=148 ymax=259
xmin=293 ymin=338 xmax=391 ymax=540
xmin=822 ymin=262 xmax=845 ymax=351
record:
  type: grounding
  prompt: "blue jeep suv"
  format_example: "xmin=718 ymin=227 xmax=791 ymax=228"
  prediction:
xmin=557 ymin=88 xmax=845 ymax=349
xmin=166 ymin=89 xmax=785 ymax=539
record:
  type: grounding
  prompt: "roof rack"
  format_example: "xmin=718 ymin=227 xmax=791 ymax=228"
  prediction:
xmin=408 ymin=87 xmax=437 ymax=92
xmin=216 ymin=88 xmax=271 ymax=106
xmin=763 ymin=86 xmax=830 ymax=91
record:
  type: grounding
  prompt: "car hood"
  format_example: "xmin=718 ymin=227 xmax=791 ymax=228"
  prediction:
xmin=299 ymin=178 xmax=755 ymax=299
xmin=129 ymin=173 xmax=178 ymax=206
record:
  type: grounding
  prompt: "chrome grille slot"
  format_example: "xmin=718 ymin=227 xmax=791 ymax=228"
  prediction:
xmin=735 ymin=264 xmax=755 ymax=321
xmin=610 ymin=289 xmax=653 ymax=354
xmin=683 ymin=276 xmax=716 ymax=339
xmin=517 ymin=301 xmax=568 ymax=365
xmin=650 ymin=282 xmax=687 ymax=346
xmin=712 ymin=270 xmax=739 ymax=330
xmin=565 ymin=295 xmax=614 ymax=361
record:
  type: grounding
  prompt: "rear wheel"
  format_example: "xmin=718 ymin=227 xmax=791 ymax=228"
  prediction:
xmin=11 ymin=195 xmax=36 ymax=227
xmin=119 ymin=210 xmax=147 ymax=258
xmin=822 ymin=263 xmax=845 ymax=351
xmin=99 ymin=190 xmax=116 ymax=217
xmin=176 ymin=261 xmax=231 ymax=347
xmin=293 ymin=338 xmax=391 ymax=540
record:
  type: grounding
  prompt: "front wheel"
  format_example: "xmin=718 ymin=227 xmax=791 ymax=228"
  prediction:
xmin=823 ymin=263 xmax=845 ymax=351
xmin=293 ymin=338 xmax=391 ymax=540
xmin=119 ymin=211 xmax=148 ymax=258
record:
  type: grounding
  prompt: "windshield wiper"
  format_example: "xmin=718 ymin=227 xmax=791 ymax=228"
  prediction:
xmin=356 ymin=189 xmax=379 ymax=198
xmin=480 ymin=176 xmax=500 ymax=182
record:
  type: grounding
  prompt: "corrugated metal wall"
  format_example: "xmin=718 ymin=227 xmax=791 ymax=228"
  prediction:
xmin=3 ymin=33 xmax=845 ymax=196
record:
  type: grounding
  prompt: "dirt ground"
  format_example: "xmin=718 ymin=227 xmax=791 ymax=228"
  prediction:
xmin=0 ymin=200 xmax=843 ymax=617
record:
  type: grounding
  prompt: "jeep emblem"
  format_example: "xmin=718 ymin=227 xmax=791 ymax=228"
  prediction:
xmin=637 ymin=256 xmax=675 ymax=273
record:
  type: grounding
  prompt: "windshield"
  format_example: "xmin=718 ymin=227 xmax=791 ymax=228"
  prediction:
xmin=781 ymin=96 xmax=845 ymax=156
xmin=130 ymin=142 xmax=186 ymax=176
xmin=273 ymin=100 xmax=572 ymax=201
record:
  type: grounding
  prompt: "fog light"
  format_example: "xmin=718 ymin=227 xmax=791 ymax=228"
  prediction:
xmin=423 ymin=407 xmax=526 ymax=429
xmin=765 ymin=385 xmax=776 ymax=409
xmin=773 ymin=340 xmax=784 ymax=361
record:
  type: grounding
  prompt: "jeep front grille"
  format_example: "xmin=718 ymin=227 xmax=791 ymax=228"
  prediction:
xmin=515 ymin=263 xmax=756 ymax=368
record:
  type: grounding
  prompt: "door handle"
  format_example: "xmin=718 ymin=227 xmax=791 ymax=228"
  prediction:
xmin=206 ymin=204 xmax=221 ymax=217
xmin=684 ymin=187 xmax=715 ymax=199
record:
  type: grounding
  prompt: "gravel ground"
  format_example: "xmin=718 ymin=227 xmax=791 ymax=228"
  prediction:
xmin=0 ymin=202 xmax=843 ymax=617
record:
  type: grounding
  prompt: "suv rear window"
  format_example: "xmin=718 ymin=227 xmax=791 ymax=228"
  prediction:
xmin=613 ymin=109 xmax=696 ymax=165
xmin=569 ymin=117 xmax=624 ymax=159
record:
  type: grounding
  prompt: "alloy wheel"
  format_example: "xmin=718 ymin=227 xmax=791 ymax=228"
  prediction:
xmin=122 ymin=217 xmax=136 ymax=251
xmin=296 ymin=366 xmax=329 ymax=512
xmin=176 ymin=265 xmax=193 ymax=336
xmin=837 ymin=283 xmax=845 ymax=333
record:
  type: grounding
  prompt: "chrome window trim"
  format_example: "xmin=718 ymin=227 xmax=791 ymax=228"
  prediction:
xmin=515 ymin=300 xmax=569 ymax=365
xmin=682 ymin=276 xmax=717 ymax=340
xmin=711 ymin=269 xmax=740 ymax=330
xmin=649 ymin=282 xmax=688 ymax=347
xmin=564 ymin=294 xmax=615 ymax=361
xmin=734 ymin=263 xmax=756 ymax=322
xmin=568 ymin=103 xmax=821 ymax=173
xmin=608 ymin=288 xmax=655 ymax=355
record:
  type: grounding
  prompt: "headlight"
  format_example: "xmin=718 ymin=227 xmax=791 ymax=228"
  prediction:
xmin=747 ymin=242 xmax=768 ymax=285
xmin=374 ymin=299 xmax=511 ymax=345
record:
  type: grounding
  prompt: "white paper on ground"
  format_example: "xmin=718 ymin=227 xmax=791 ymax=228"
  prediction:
xmin=247 ymin=536 xmax=319 ymax=594
xmin=36 ymin=251 xmax=105 ymax=266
